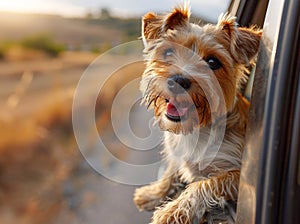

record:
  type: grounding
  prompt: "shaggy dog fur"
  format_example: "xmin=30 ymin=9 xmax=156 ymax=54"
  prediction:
xmin=134 ymin=4 xmax=261 ymax=224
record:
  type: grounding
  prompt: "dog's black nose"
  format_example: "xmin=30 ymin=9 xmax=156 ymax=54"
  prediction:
xmin=167 ymin=75 xmax=191 ymax=94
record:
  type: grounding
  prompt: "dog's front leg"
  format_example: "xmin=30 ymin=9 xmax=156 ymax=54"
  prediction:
xmin=134 ymin=163 xmax=184 ymax=211
xmin=151 ymin=170 xmax=240 ymax=224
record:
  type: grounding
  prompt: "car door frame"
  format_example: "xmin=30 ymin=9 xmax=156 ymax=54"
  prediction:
xmin=232 ymin=0 xmax=300 ymax=223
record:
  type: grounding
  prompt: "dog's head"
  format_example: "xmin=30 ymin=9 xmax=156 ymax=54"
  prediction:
xmin=140 ymin=4 xmax=261 ymax=135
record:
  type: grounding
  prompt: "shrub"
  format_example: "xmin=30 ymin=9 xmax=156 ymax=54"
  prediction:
xmin=0 ymin=42 xmax=13 ymax=60
xmin=0 ymin=47 xmax=4 ymax=59
xmin=21 ymin=34 xmax=65 ymax=57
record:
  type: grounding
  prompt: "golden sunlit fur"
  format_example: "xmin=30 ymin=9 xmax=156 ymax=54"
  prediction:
xmin=134 ymin=4 xmax=261 ymax=224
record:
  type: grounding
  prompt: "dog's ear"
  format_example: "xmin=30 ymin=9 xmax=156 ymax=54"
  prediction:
xmin=142 ymin=5 xmax=190 ymax=46
xmin=163 ymin=5 xmax=190 ymax=31
xmin=217 ymin=14 xmax=262 ymax=64
xmin=142 ymin=12 xmax=164 ymax=46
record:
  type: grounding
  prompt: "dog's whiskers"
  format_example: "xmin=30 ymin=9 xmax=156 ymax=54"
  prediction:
xmin=147 ymin=96 xmax=155 ymax=109
xmin=144 ymin=76 xmax=155 ymax=97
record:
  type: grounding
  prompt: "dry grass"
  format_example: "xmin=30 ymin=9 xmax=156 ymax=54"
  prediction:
xmin=0 ymin=49 xmax=145 ymax=223
xmin=0 ymin=52 xmax=88 ymax=223
xmin=0 ymin=93 xmax=77 ymax=224
xmin=3 ymin=46 xmax=49 ymax=61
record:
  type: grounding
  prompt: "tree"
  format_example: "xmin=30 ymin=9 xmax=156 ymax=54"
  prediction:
xmin=99 ymin=8 xmax=111 ymax=19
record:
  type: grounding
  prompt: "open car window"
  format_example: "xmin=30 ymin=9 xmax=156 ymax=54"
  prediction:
xmin=235 ymin=0 xmax=300 ymax=223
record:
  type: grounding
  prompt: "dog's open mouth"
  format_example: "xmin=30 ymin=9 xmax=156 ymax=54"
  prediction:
xmin=165 ymin=97 xmax=190 ymax=122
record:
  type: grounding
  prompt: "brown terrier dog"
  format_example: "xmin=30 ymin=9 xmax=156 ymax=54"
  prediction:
xmin=134 ymin=4 xmax=261 ymax=224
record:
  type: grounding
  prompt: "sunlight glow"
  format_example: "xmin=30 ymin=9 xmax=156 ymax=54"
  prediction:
xmin=0 ymin=0 xmax=230 ymax=21
xmin=0 ymin=0 xmax=85 ymax=17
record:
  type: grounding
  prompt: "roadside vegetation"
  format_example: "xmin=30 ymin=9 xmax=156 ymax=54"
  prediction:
xmin=21 ymin=34 xmax=65 ymax=57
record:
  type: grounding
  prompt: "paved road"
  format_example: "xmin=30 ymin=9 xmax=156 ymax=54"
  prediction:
xmin=66 ymin=84 xmax=163 ymax=224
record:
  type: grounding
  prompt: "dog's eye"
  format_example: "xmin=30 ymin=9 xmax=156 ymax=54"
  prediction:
xmin=163 ymin=48 xmax=174 ymax=58
xmin=206 ymin=57 xmax=222 ymax=70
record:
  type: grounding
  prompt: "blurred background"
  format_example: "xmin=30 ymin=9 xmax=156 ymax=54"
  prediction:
xmin=0 ymin=0 xmax=229 ymax=223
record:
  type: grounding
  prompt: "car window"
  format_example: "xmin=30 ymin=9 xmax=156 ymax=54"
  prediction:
xmin=236 ymin=0 xmax=300 ymax=223
xmin=236 ymin=0 xmax=284 ymax=222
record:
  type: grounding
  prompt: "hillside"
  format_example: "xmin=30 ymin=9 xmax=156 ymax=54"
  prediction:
xmin=0 ymin=11 xmax=141 ymax=51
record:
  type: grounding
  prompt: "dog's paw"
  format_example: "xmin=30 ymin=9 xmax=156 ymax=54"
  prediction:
xmin=151 ymin=200 xmax=192 ymax=224
xmin=133 ymin=185 xmax=165 ymax=211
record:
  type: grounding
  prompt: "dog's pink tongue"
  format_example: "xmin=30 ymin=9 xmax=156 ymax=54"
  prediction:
xmin=167 ymin=98 xmax=189 ymax=117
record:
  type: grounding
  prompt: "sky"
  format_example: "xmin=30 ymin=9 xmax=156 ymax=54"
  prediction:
xmin=0 ymin=0 xmax=230 ymax=22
